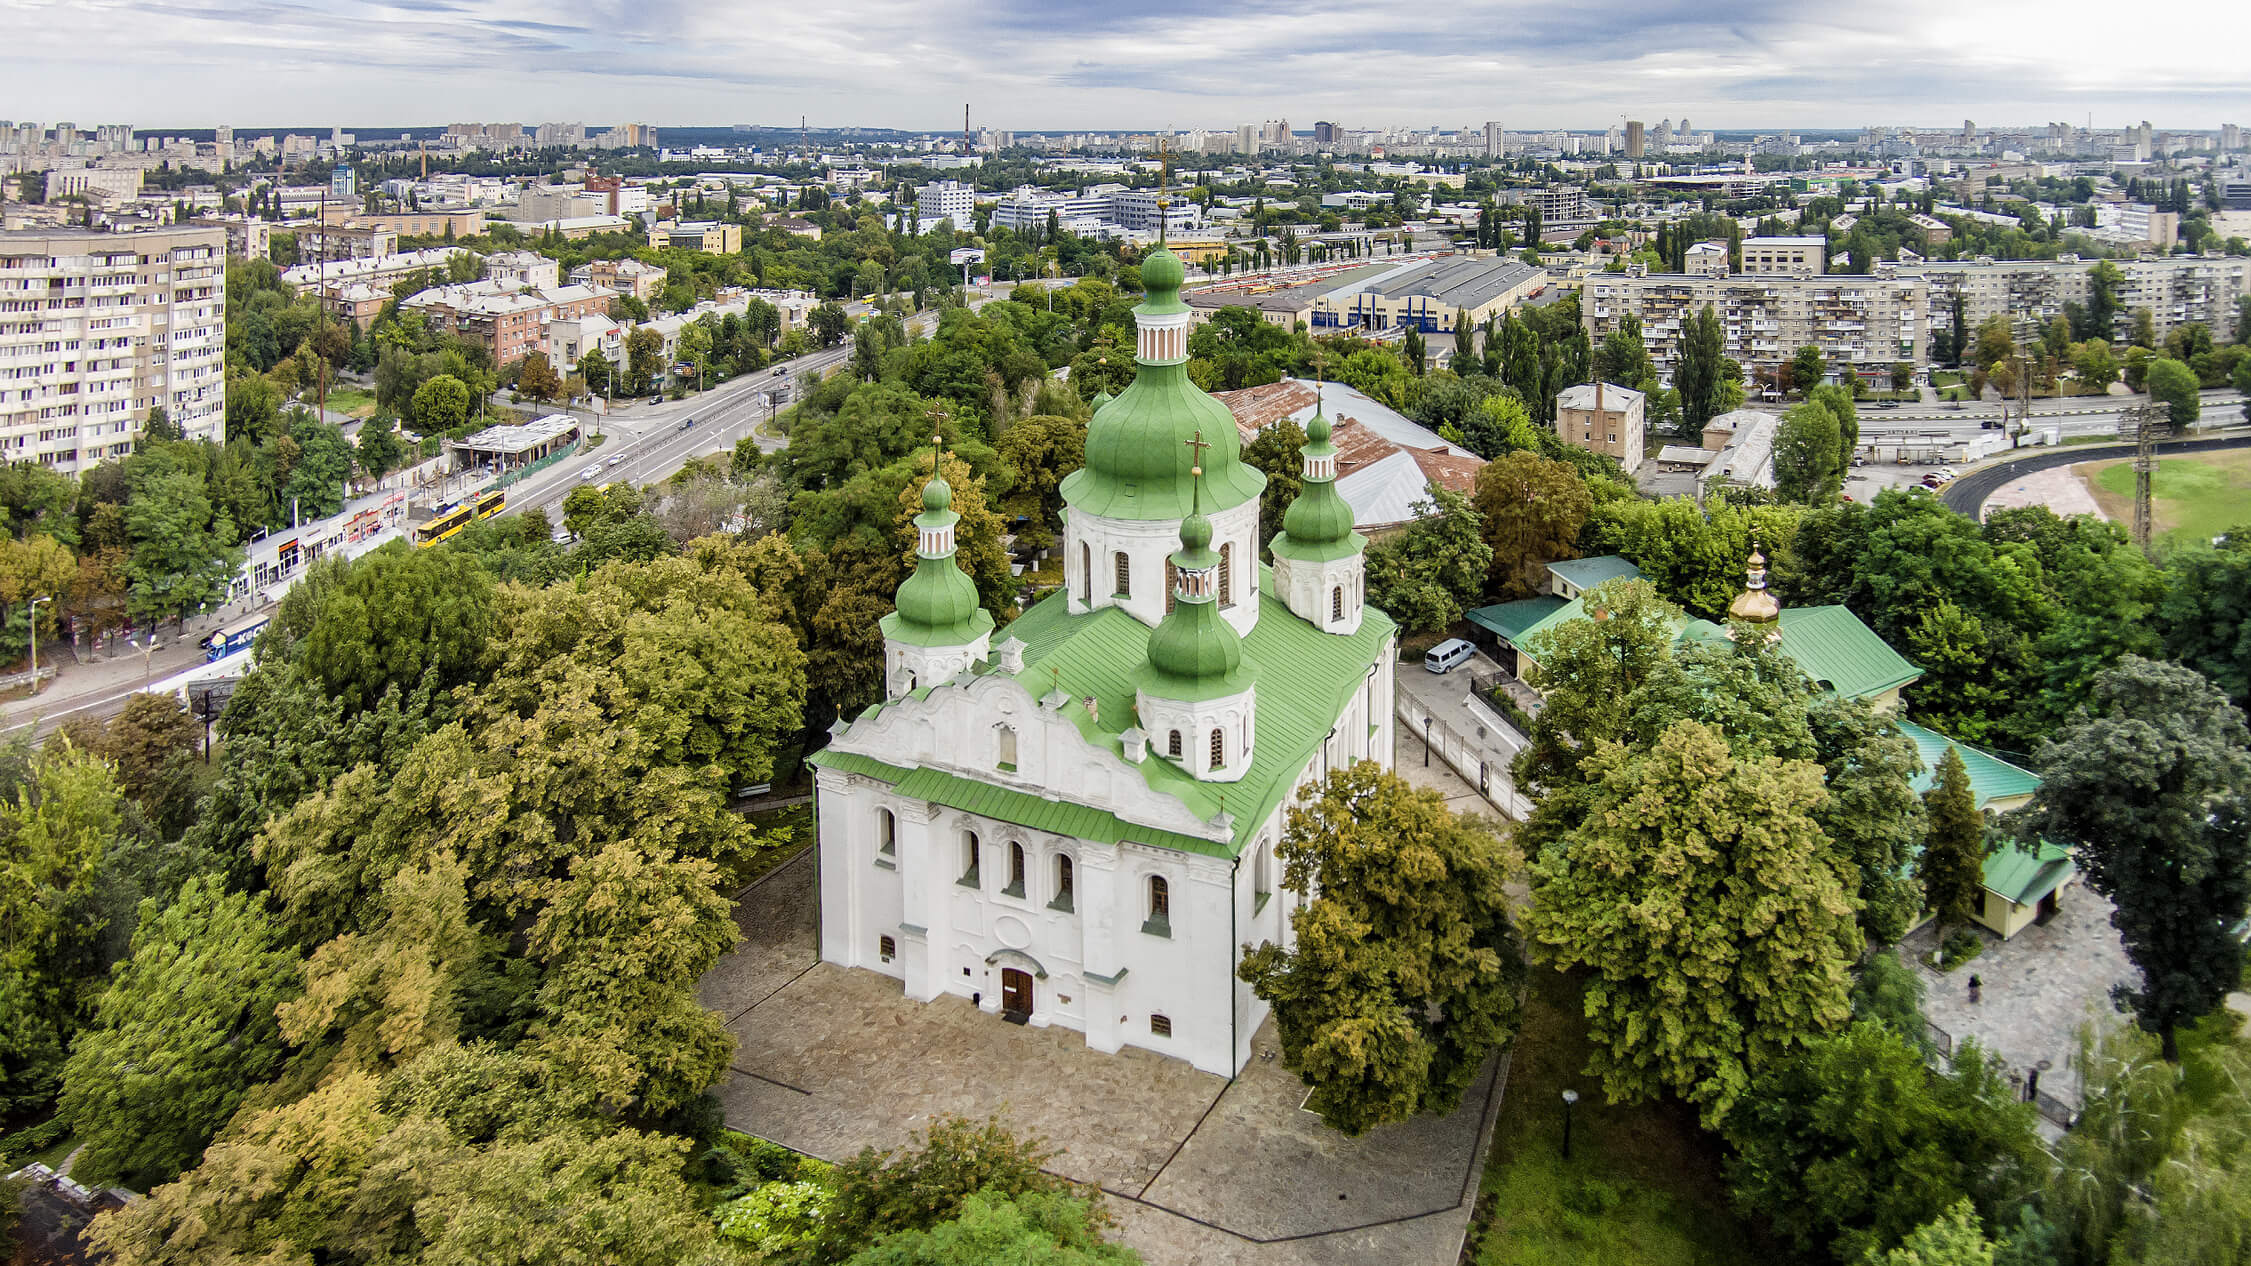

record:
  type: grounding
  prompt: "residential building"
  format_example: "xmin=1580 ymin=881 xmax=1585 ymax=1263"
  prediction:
xmin=192 ymin=214 xmax=272 ymax=260
xmin=1582 ymin=267 xmax=1927 ymax=380
xmin=1554 ymin=381 xmax=1646 ymax=474
xmin=1483 ymin=121 xmax=1504 ymax=159
xmin=543 ymin=311 xmax=621 ymax=374
xmin=43 ymin=165 xmax=141 ymax=201
xmin=572 ymin=257 xmax=668 ymax=302
xmin=0 ymin=224 xmax=225 ymax=469
xmin=329 ymin=164 xmax=356 ymax=201
xmin=1625 ymin=121 xmax=1645 ymax=158
xmin=402 ymin=278 xmax=610 ymax=365
xmin=281 ymin=246 xmax=472 ymax=324
xmin=300 ymin=224 xmax=398 ymax=265
xmin=647 ymin=220 xmax=742 ymax=254
xmin=1739 ymin=235 xmax=1825 ymax=277
xmin=1919 ymin=253 xmax=2251 ymax=344
xmin=1685 ymin=240 xmax=1731 ymax=276
xmin=1697 ymin=408 xmax=1781 ymax=497
xmin=916 ymin=180 xmax=975 ymax=231
xmin=810 ymin=243 xmax=1395 ymax=1077
xmin=483 ymin=250 xmax=560 ymax=290
xmin=1214 ymin=379 xmax=1484 ymax=535
xmin=516 ymin=185 xmax=608 ymax=222
xmin=343 ymin=209 xmax=486 ymax=238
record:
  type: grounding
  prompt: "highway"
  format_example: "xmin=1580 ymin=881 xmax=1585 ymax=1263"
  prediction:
xmin=1940 ymin=428 xmax=2251 ymax=519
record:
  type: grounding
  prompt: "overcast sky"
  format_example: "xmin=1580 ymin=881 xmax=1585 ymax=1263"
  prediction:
xmin=6 ymin=0 xmax=2248 ymax=133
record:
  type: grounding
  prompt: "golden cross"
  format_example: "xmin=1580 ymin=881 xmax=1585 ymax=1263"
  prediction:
xmin=1183 ymin=429 xmax=1210 ymax=468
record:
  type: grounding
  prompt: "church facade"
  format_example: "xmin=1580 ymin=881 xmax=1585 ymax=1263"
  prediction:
xmin=809 ymin=244 xmax=1397 ymax=1077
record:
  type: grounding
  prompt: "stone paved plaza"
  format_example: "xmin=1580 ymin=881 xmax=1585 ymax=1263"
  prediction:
xmin=700 ymin=823 xmax=1507 ymax=1265
xmin=1894 ymin=883 xmax=2138 ymax=1105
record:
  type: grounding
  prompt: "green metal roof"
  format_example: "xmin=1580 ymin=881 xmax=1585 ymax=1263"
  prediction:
xmin=1896 ymin=719 xmax=2044 ymax=809
xmin=1466 ymin=597 xmax=1567 ymax=645
xmin=1063 ymin=362 xmax=1265 ymax=520
xmin=1773 ymin=606 xmax=1923 ymax=701
xmin=1981 ymin=837 xmax=2074 ymax=907
xmin=1545 ymin=555 xmax=1644 ymax=592
xmin=820 ymin=576 xmax=1395 ymax=859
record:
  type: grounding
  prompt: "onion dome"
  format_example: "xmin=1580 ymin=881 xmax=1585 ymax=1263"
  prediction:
xmin=1727 ymin=550 xmax=1782 ymax=624
xmin=883 ymin=443 xmax=994 ymax=649
xmin=1142 ymin=471 xmax=1249 ymax=699
xmin=1271 ymin=402 xmax=1364 ymax=563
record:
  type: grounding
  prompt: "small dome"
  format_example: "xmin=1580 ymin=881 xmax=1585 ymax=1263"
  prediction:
xmin=1304 ymin=409 xmax=1331 ymax=444
xmin=922 ymin=474 xmax=952 ymax=513
xmin=1141 ymin=246 xmax=1185 ymax=293
xmin=1179 ymin=510 xmax=1212 ymax=553
xmin=1280 ymin=480 xmax=1355 ymax=546
xmin=894 ymin=553 xmax=981 ymax=633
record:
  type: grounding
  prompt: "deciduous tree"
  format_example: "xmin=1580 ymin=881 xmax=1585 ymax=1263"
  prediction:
xmin=1239 ymin=763 xmax=1524 ymax=1136
xmin=1470 ymin=451 xmax=1592 ymax=599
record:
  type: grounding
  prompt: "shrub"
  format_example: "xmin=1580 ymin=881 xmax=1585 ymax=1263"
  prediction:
xmin=714 ymin=1180 xmax=832 ymax=1257
xmin=1938 ymin=928 xmax=1984 ymax=972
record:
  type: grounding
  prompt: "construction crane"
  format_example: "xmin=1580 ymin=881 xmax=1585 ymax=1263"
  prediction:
xmin=2117 ymin=402 xmax=2171 ymax=551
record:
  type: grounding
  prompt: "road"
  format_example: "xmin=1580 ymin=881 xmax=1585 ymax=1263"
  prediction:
xmin=1941 ymin=429 xmax=2251 ymax=519
xmin=1857 ymin=388 xmax=2244 ymax=444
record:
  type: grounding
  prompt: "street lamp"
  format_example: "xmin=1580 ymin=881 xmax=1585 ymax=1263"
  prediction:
xmin=1560 ymin=1089 xmax=1579 ymax=1159
xmin=27 ymin=595 xmax=51 ymax=696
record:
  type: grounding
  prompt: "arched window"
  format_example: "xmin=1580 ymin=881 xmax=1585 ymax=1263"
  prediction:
xmin=1332 ymin=585 xmax=1344 ymax=621
xmin=1005 ymin=842 xmax=1026 ymax=897
xmin=1167 ymin=729 xmax=1182 ymax=757
xmin=877 ymin=807 xmax=895 ymax=855
xmin=1219 ymin=543 xmax=1233 ymax=607
xmin=995 ymin=723 xmax=1017 ymax=770
xmin=1209 ymin=728 xmax=1225 ymax=770
xmin=878 ymin=934 xmax=896 ymax=962
xmin=1254 ymin=837 xmax=1273 ymax=905
xmin=1053 ymin=854 xmax=1074 ymax=910
xmin=961 ymin=831 xmax=980 ymax=885
xmin=1079 ymin=542 xmax=1090 ymax=601
xmin=1165 ymin=559 xmax=1176 ymax=614
xmin=1114 ymin=551 xmax=1130 ymax=597
xmin=1147 ymin=875 xmax=1170 ymax=931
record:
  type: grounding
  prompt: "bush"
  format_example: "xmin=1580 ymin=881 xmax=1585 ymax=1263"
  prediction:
xmin=713 ymin=1180 xmax=832 ymax=1257
xmin=0 ymin=1116 xmax=68 ymax=1166
xmin=1561 ymin=1178 xmax=1623 ymax=1216
xmin=1938 ymin=928 xmax=1985 ymax=972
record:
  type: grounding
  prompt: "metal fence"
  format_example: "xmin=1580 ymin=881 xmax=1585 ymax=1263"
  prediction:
xmin=1395 ymin=694 xmax=1534 ymax=820
xmin=1922 ymin=1018 xmax=2078 ymax=1130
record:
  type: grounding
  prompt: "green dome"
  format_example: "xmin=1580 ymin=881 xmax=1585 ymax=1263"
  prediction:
xmin=1277 ymin=480 xmax=1357 ymax=548
xmin=1060 ymin=367 xmax=1265 ymax=520
xmin=1141 ymin=246 xmax=1185 ymax=294
xmin=1304 ymin=408 xmax=1331 ymax=444
xmin=1090 ymin=388 xmax=1115 ymax=411
xmin=922 ymin=474 xmax=953 ymax=513
xmin=891 ymin=553 xmax=984 ymax=638
xmin=1179 ymin=510 xmax=1212 ymax=553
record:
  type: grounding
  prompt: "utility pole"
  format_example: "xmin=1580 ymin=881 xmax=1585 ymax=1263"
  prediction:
xmin=2121 ymin=402 xmax=2169 ymax=553
xmin=317 ymin=185 xmax=329 ymax=417
xmin=27 ymin=595 xmax=50 ymax=696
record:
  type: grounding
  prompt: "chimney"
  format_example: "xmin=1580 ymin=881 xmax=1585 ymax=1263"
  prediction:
xmin=1595 ymin=379 xmax=1604 ymax=412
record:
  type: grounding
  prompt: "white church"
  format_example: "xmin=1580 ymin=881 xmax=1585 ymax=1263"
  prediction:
xmin=808 ymin=242 xmax=1399 ymax=1076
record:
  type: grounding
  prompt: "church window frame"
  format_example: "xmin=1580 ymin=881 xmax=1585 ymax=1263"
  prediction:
xmin=876 ymin=807 xmax=896 ymax=855
xmin=1149 ymin=1013 xmax=1173 ymax=1038
xmin=1143 ymin=874 xmax=1171 ymax=937
xmin=1209 ymin=728 xmax=1225 ymax=770
xmin=1004 ymin=841 xmax=1027 ymax=898
xmin=1079 ymin=542 xmax=1091 ymax=601
xmin=1049 ymin=853 xmax=1075 ymax=912
xmin=958 ymin=830 xmax=981 ymax=888
xmin=994 ymin=723 xmax=1018 ymax=772
xmin=1167 ymin=729 xmax=1182 ymax=758
xmin=1114 ymin=551 xmax=1131 ymax=598
xmin=1332 ymin=585 xmax=1344 ymax=621
xmin=878 ymin=934 xmax=896 ymax=962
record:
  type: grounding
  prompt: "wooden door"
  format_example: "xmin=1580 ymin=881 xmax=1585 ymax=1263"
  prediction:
xmin=1000 ymin=968 xmax=1033 ymax=1019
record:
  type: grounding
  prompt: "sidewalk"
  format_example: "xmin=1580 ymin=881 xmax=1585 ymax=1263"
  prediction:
xmin=1394 ymin=649 xmax=1531 ymax=819
xmin=1 ymin=622 xmax=221 ymax=737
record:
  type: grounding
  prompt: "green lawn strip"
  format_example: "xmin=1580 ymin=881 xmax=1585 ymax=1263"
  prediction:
xmin=1473 ymin=969 xmax=1758 ymax=1266
xmin=2090 ymin=452 xmax=2251 ymax=544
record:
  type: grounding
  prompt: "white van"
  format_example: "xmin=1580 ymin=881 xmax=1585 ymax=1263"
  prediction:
xmin=1424 ymin=638 xmax=1475 ymax=674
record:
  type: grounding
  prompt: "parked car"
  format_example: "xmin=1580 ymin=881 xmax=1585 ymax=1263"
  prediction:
xmin=1424 ymin=639 xmax=1476 ymax=674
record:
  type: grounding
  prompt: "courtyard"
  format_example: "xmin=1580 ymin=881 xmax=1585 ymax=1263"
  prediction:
xmin=700 ymin=770 xmax=1510 ymax=1264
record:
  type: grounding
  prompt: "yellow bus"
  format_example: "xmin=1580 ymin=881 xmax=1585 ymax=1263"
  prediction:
xmin=414 ymin=502 xmax=475 ymax=547
xmin=474 ymin=489 xmax=506 ymax=520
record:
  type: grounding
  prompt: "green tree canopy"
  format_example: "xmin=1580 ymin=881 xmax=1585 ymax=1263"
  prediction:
xmin=1238 ymin=762 xmax=1525 ymax=1136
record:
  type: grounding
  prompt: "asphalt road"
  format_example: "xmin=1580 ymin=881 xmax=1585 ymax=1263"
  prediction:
xmin=1941 ymin=429 xmax=2251 ymax=519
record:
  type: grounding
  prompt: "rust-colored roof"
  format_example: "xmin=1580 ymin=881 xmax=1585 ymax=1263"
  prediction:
xmin=1211 ymin=380 xmax=1319 ymax=442
xmin=1329 ymin=416 xmax=1398 ymax=476
xmin=1410 ymin=445 xmax=1483 ymax=493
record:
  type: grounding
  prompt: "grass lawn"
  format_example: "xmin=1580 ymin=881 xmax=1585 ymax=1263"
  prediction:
xmin=2081 ymin=448 xmax=2251 ymax=545
xmin=1470 ymin=969 xmax=1758 ymax=1266
xmin=717 ymin=801 xmax=813 ymax=892
xmin=323 ymin=385 xmax=378 ymax=418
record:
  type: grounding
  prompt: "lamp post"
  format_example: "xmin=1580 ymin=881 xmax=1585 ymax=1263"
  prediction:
xmin=27 ymin=595 xmax=51 ymax=696
xmin=1560 ymin=1089 xmax=1579 ymax=1159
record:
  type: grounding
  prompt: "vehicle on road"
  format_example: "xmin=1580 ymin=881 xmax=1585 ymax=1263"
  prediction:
xmin=770 ymin=366 xmax=787 ymax=376
xmin=606 ymin=455 xmax=623 ymax=467
xmin=679 ymin=417 xmax=695 ymax=431
xmin=580 ymin=465 xmax=601 ymax=480
xmin=203 ymin=612 xmax=271 ymax=662
xmin=415 ymin=492 xmax=500 ymax=548
xmin=474 ymin=489 xmax=506 ymax=521
xmin=1424 ymin=638 xmax=1475 ymax=674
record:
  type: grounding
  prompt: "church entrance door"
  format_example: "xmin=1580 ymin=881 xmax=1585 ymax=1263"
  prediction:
xmin=1000 ymin=968 xmax=1033 ymax=1022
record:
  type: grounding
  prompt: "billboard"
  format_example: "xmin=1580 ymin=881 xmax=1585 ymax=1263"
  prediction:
xmin=949 ymin=247 xmax=986 ymax=266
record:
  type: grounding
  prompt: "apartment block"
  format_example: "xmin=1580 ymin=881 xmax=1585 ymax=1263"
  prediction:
xmin=572 ymin=258 xmax=668 ymax=302
xmin=916 ymin=180 xmax=975 ymax=230
xmin=647 ymin=220 xmax=742 ymax=254
xmin=1583 ymin=266 xmax=1927 ymax=381
xmin=1555 ymin=381 xmax=1646 ymax=475
xmin=402 ymin=279 xmax=610 ymax=365
xmin=0 ymin=225 xmax=225 ymax=470
xmin=1919 ymin=253 xmax=2251 ymax=343
xmin=1739 ymin=236 xmax=1825 ymax=277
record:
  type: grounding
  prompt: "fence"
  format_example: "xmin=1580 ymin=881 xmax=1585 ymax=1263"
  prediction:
xmin=1922 ymin=1018 xmax=2078 ymax=1130
xmin=1395 ymin=692 xmax=1534 ymax=820
xmin=493 ymin=439 xmax=583 ymax=491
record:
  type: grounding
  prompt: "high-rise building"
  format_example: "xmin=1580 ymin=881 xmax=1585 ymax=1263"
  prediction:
xmin=1624 ymin=121 xmax=1645 ymax=158
xmin=0 ymin=225 xmax=226 ymax=470
xmin=1237 ymin=124 xmax=1257 ymax=154
xmin=1583 ymin=265 xmax=1927 ymax=380
xmin=330 ymin=164 xmax=357 ymax=201
xmin=916 ymin=179 xmax=975 ymax=230
xmin=2221 ymin=123 xmax=2241 ymax=152
xmin=1312 ymin=121 xmax=1339 ymax=145
xmin=1483 ymin=121 xmax=1503 ymax=159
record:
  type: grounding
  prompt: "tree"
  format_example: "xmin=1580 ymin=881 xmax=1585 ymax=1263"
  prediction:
xmin=1596 ymin=314 xmax=1653 ymax=388
xmin=577 ymin=347 xmax=614 ymax=397
xmin=1240 ymin=418 xmax=1306 ymax=549
xmin=57 ymin=878 xmax=302 ymax=1189
xmin=281 ymin=415 xmax=355 ymax=520
xmin=70 ymin=692 xmax=203 ymax=838
xmin=2013 ymin=656 xmax=2251 ymax=1060
xmin=625 ymin=326 xmax=664 ymax=395
xmin=1774 ymin=399 xmax=1845 ymax=504
xmin=1811 ymin=698 xmax=1929 ymax=945
xmin=2073 ymin=341 xmax=2119 ymax=391
xmin=1917 ymin=746 xmax=1988 ymax=934
xmin=1791 ymin=344 xmax=1827 ymax=393
xmin=299 ymin=541 xmax=496 ymax=711
xmin=2087 ymin=260 xmax=2122 ymax=339
xmin=1402 ymin=325 xmax=1426 ymax=375
xmin=123 ymin=463 xmax=241 ymax=626
xmin=516 ymin=350 xmax=562 ymax=403
xmin=1524 ymin=719 xmax=1857 ymax=1125
xmin=1470 ymin=451 xmax=1592 ymax=598
xmin=355 ymin=412 xmax=405 ymax=482
xmin=812 ymin=301 xmax=850 ymax=348
xmin=993 ymin=414 xmax=1085 ymax=551
xmin=412 ymin=373 xmax=472 ymax=431
xmin=846 ymin=1189 xmax=1139 ymax=1265
xmin=1861 ymin=1202 xmax=1998 ymax=1266
xmin=1724 ymin=1023 xmax=2043 ymax=1263
xmin=816 ymin=1115 xmax=1078 ymax=1262
xmin=2144 ymin=356 xmax=2200 ymax=431
xmin=1362 ymin=488 xmax=1492 ymax=633
xmin=1238 ymin=763 xmax=1524 ymax=1136
xmin=1677 ymin=305 xmax=1726 ymax=433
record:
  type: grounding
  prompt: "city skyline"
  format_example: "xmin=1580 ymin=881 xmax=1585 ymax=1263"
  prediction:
xmin=5 ymin=0 xmax=2248 ymax=133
